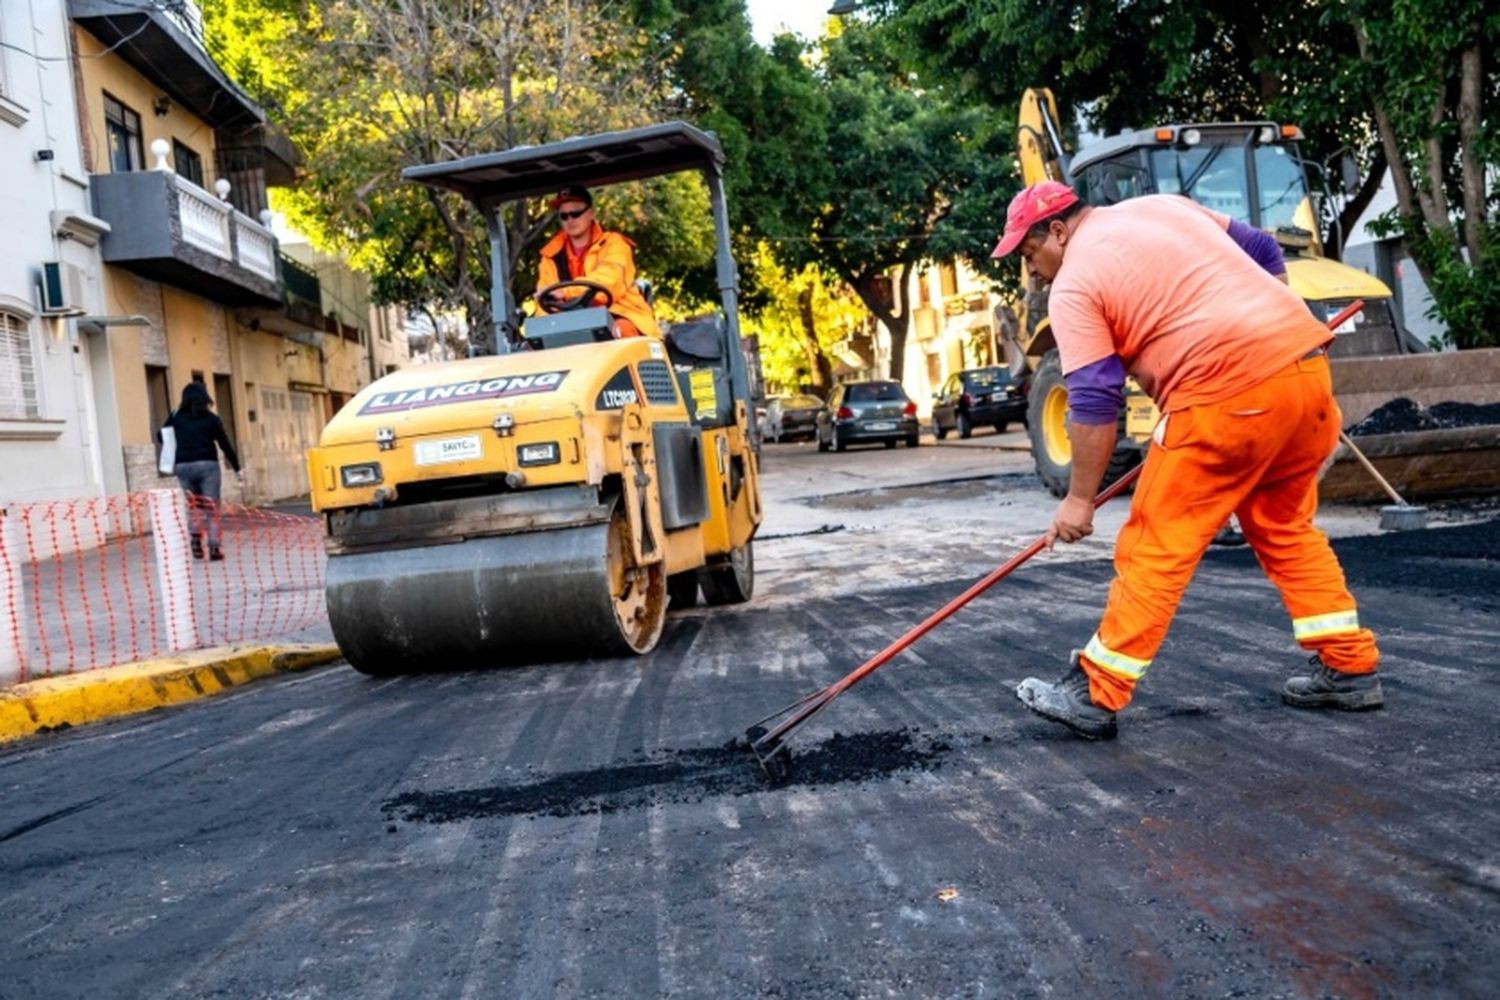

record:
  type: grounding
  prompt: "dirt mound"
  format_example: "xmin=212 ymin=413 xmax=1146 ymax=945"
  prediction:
xmin=1348 ymin=398 xmax=1500 ymax=436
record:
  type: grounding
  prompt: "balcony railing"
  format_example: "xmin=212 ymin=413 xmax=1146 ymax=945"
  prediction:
xmin=234 ymin=213 xmax=277 ymax=282
xmin=91 ymin=170 xmax=282 ymax=306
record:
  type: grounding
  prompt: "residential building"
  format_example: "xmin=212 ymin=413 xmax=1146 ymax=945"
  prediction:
xmin=874 ymin=260 xmax=1002 ymax=415
xmin=0 ymin=0 xmax=111 ymax=505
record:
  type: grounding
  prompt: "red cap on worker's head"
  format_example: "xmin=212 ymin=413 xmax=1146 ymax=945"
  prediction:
xmin=549 ymin=185 xmax=593 ymax=210
xmin=991 ymin=180 xmax=1080 ymax=258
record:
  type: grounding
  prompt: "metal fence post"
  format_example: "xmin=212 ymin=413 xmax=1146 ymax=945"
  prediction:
xmin=0 ymin=506 xmax=26 ymax=685
xmin=147 ymin=488 xmax=199 ymax=652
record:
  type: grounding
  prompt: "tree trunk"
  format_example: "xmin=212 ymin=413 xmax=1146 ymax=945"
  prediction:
xmin=796 ymin=287 xmax=834 ymax=390
xmin=1328 ymin=152 xmax=1386 ymax=262
xmin=1353 ymin=22 xmax=1443 ymax=300
xmin=1456 ymin=39 xmax=1486 ymax=267
xmin=849 ymin=263 xmax=914 ymax=383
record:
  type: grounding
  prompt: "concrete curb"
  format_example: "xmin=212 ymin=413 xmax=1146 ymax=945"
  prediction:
xmin=0 ymin=644 xmax=344 ymax=745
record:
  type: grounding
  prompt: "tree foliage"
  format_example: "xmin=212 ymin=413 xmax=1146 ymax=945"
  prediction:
xmin=744 ymin=244 xmax=865 ymax=394
xmin=206 ymin=0 xmax=719 ymax=352
xmin=892 ymin=0 xmax=1499 ymax=346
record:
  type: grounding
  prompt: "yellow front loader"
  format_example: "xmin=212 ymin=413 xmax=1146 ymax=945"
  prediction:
xmin=1006 ymin=88 xmax=1476 ymax=500
xmin=306 ymin=123 xmax=762 ymax=673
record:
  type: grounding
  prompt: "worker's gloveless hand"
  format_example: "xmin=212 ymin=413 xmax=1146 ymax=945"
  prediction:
xmin=1046 ymin=495 xmax=1095 ymax=549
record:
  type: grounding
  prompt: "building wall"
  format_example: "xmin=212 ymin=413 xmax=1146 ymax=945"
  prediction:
xmin=72 ymin=30 xmax=217 ymax=186
xmin=891 ymin=260 xmax=1001 ymax=418
xmin=0 ymin=0 xmax=111 ymax=505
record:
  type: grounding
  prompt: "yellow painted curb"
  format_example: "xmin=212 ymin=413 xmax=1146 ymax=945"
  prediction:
xmin=0 ymin=644 xmax=343 ymax=745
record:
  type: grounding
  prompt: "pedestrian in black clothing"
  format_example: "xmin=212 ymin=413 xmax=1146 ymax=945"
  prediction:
xmin=163 ymin=381 xmax=241 ymax=561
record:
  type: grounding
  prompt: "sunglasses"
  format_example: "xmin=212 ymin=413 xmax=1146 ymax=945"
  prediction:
xmin=557 ymin=207 xmax=591 ymax=220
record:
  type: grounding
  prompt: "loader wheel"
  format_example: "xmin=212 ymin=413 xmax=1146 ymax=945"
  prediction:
xmin=605 ymin=505 xmax=668 ymax=652
xmin=1026 ymin=349 xmax=1142 ymax=498
xmin=667 ymin=572 xmax=699 ymax=610
xmin=699 ymin=542 xmax=754 ymax=605
xmin=1027 ymin=350 xmax=1073 ymax=498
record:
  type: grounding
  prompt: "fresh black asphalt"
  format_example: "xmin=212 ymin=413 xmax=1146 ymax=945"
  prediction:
xmin=1 ymin=498 xmax=1496 ymax=999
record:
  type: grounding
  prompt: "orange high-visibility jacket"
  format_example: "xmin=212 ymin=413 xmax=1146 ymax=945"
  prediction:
xmin=537 ymin=225 xmax=661 ymax=338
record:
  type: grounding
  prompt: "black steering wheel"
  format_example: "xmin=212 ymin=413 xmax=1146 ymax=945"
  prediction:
xmin=536 ymin=279 xmax=613 ymax=314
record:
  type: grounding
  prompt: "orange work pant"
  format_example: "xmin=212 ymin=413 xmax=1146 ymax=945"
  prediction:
xmin=1079 ymin=355 xmax=1379 ymax=710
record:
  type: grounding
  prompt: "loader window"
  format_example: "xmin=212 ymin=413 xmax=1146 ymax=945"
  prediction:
xmin=1151 ymin=144 xmax=1249 ymax=221
xmin=1253 ymin=144 xmax=1310 ymax=231
xmin=1084 ymin=158 xmax=1147 ymax=206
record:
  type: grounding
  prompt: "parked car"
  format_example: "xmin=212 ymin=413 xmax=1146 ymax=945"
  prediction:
xmin=762 ymin=393 xmax=824 ymax=442
xmin=816 ymin=381 xmax=921 ymax=451
xmin=932 ymin=366 xmax=1028 ymax=439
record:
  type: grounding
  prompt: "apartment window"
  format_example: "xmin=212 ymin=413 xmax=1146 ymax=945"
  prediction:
xmin=173 ymin=140 xmax=203 ymax=187
xmin=104 ymin=93 xmax=143 ymax=173
xmin=0 ymin=311 xmax=39 ymax=418
xmin=939 ymin=264 xmax=959 ymax=298
xmin=145 ymin=365 xmax=171 ymax=432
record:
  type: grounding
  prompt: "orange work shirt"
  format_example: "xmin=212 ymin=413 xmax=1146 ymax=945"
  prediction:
xmin=1047 ymin=195 xmax=1329 ymax=412
xmin=537 ymin=223 xmax=661 ymax=338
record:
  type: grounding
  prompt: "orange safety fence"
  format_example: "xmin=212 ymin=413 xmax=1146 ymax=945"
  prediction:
xmin=0 ymin=491 xmax=326 ymax=685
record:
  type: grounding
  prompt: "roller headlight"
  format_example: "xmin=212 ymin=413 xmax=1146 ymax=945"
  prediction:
xmin=517 ymin=442 xmax=560 ymax=467
xmin=340 ymin=463 xmax=383 ymax=487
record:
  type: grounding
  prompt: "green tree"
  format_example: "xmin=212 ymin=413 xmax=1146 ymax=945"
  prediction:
xmin=206 ymin=0 xmax=711 ymax=351
xmin=744 ymin=244 xmax=864 ymax=393
xmin=1347 ymin=1 xmax=1497 ymax=347
xmin=892 ymin=0 xmax=1499 ymax=346
xmin=793 ymin=22 xmax=1012 ymax=382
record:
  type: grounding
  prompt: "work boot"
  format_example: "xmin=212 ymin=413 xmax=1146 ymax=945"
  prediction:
xmin=1015 ymin=652 xmax=1118 ymax=740
xmin=1282 ymin=655 xmax=1383 ymax=710
xmin=209 ymin=545 xmax=224 ymax=562
xmin=190 ymin=536 xmax=204 ymax=560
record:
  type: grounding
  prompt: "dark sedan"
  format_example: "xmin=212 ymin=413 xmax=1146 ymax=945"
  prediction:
xmin=933 ymin=366 xmax=1027 ymax=439
xmin=816 ymin=381 xmax=921 ymax=451
xmin=763 ymin=394 xmax=824 ymax=442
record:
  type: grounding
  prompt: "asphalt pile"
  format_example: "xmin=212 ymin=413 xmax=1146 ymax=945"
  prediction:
xmin=1348 ymin=397 xmax=1500 ymax=435
xmin=383 ymin=727 xmax=952 ymax=824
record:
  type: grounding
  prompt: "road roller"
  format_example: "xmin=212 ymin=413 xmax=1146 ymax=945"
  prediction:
xmin=305 ymin=122 xmax=762 ymax=674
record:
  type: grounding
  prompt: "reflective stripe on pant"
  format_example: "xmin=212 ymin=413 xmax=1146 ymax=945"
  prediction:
xmin=1079 ymin=355 xmax=1379 ymax=711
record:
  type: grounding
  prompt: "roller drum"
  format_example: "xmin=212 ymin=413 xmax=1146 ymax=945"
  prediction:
xmin=327 ymin=522 xmax=644 ymax=673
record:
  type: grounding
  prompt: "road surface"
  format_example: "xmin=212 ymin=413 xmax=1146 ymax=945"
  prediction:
xmin=2 ymin=439 xmax=1496 ymax=998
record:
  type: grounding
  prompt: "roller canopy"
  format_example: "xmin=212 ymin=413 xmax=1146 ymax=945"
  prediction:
xmin=402 ymin=121 xmax=725 ymax=205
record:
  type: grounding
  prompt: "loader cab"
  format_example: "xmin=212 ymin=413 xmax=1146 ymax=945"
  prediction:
xmin=1074 ymin=123 xmax=1320 ymax=249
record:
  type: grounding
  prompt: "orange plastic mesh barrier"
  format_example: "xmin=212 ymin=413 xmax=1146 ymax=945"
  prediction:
xmin=1 ymin=491 xmax=326 ymax=685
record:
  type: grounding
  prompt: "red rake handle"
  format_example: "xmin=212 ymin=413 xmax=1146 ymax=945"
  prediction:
xmin=758 ymin=462 xmax=1144 ymax=747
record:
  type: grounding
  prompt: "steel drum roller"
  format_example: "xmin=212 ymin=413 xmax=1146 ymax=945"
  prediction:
xmin=326 ymin=510 xmax=665 ymax=674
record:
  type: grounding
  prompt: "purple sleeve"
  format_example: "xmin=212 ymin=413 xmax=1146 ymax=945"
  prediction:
xmin=1226 ymin=218 xmax=1285 ymax=276
xmin=1065 ymin=354 xmax=1126 ymax=426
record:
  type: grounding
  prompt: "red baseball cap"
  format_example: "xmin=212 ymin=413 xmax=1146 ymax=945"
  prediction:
xmin=991 ymin=180 xmax=1080 ymax=258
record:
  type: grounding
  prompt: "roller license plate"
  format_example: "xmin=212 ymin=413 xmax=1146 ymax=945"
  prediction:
xmin=415 ymin=435 xmax=482 ymax=466
xmin=865 ymin=421 xmax=897 ymax=431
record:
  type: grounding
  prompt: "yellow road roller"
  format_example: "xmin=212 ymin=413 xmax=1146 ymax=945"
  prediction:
xmin=306 ymin=123 xmax=762 ymax=673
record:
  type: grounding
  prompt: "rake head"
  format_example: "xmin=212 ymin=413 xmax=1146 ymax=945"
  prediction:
xmin=744 ymin=724 xmax=794 ymax=784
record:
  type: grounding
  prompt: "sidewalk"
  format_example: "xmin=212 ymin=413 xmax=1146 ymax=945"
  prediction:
xmin=1 ymin=493 xmax=341 ymax=743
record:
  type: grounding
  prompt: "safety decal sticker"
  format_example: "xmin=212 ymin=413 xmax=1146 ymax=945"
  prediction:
xmin=359 ymin=370 xmax=569 ymax=415
xmin=688 ymin=369 xmax=717 ymax=416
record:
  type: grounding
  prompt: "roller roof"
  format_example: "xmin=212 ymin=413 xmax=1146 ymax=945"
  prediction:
xmin=402 ymin=121 xmax=725 ymax=204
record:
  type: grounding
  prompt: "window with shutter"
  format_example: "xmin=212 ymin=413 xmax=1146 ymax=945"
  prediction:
xmin=0 ymin=311 xmax=39 ymax=419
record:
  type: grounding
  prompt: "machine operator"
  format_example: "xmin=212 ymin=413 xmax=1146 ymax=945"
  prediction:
xmin=535 ymin=185 xmax=661 ymax=338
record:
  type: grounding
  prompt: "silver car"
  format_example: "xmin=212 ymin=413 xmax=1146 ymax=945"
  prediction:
xmin=816 ymin=381 xmax=921 ymax=452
